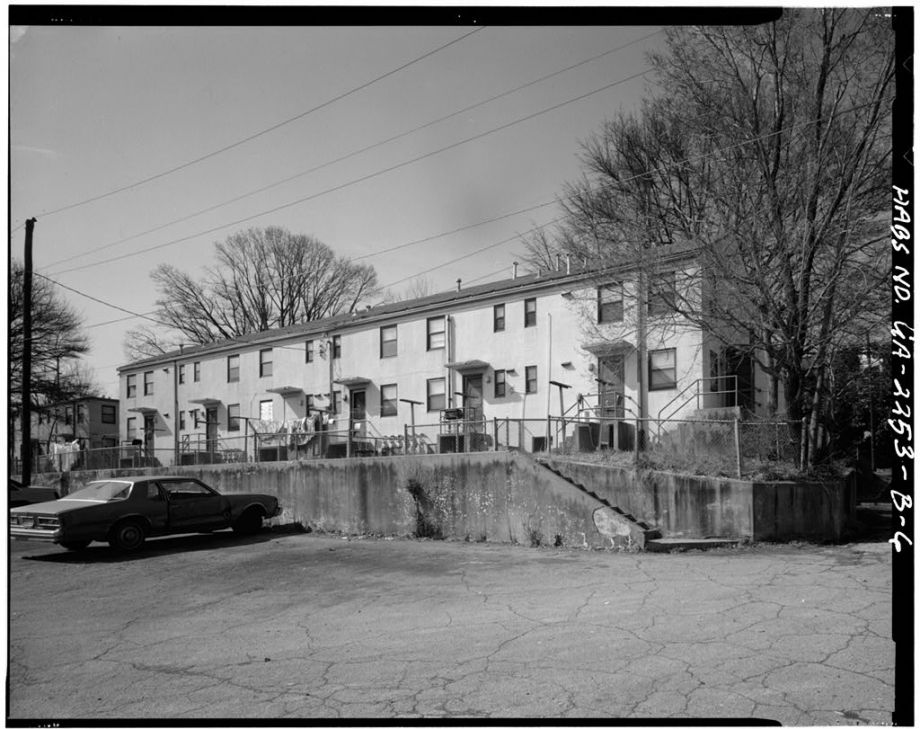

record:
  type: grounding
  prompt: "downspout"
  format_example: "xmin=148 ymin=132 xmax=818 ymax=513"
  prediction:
xmin=546 ymin=312 xmax=552 ymax=447
xmin=446 ymin=316 xmax=454 ymax=408
xmin=173 ymin=359 xmax=179 ymax=467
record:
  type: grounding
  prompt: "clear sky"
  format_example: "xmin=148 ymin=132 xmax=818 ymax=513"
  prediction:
xmin=10 ymin=14 xmax=669 ymax=398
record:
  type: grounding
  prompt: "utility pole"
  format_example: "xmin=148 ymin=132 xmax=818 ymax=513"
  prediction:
xmin=20 ymin=218 xmax=36 ymax=485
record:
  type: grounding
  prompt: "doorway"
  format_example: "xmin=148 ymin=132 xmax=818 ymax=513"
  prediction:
xmin=143 ymin=414 xmax=155 ymax=459
xmin=462 ymin=374 xmax=484 ymax=422
xmin=205 ymin=407 xmax=218 ymax=454
xmin=350 ymin=389 xmax=367 ymax=437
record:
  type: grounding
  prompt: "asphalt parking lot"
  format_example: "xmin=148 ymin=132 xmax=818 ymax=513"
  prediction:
xmin=7 ymin=528 xmax=894 ymax=723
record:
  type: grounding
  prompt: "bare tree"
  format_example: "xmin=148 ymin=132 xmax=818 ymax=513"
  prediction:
xmin=124 ymin=227 xmax=378 ymax=358
xmin=529 ymin=9 xmax=894 ymax=463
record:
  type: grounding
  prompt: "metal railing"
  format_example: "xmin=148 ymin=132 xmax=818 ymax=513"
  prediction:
xmin=657 ymin=375 xmax=739 ymax=422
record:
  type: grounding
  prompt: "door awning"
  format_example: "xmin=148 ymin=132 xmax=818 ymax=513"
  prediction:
xmin=189 ymin=398 xmax=221 ymax=407
xmin=445 ymin=359 xmax=490 ymax=371
xmin=127 ymin=406 xmax=158 ymax=414
xmin=333 ymin=377 xmax=372 ymax=388
xmin=583 ymin=341 xmax=635 ymax=357
xmin=266 ymin=386 xmax=305 ymax=397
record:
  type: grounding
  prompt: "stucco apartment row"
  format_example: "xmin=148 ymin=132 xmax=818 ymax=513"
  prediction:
xmin=118 ymin=249 xmax=775 ymax=462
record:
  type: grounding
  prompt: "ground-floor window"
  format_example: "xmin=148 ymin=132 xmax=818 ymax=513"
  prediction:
xmin=649 ymin=348 xmax=677 ymax=390
xmin=427 ymin=378 xmax=446 ymax=412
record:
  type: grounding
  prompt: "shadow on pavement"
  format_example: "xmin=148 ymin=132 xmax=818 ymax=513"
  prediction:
xmin=19 ymin=523 xmax=307 ymax=564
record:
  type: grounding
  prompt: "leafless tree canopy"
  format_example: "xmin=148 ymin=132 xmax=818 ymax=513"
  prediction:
xmin=125 ymin=227 xmax=378 ymax=358
xmin=525 ymin=9 xmax=894 ymax=461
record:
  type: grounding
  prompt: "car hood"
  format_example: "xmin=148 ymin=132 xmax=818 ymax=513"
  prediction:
xmin=10 ymin=498 xmax=105 ymax=515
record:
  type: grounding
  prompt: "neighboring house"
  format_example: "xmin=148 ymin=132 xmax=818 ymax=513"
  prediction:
xmin=117 ymin=249 xmax=781 ymax=465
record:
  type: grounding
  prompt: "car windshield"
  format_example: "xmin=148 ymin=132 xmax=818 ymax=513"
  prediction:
xmin=65 ymin=481 xmax=134 ymax=501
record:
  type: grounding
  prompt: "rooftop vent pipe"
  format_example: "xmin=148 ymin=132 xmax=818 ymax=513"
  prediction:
xmin=456 ymin=278 xmax=462 ymax=292
xmin=512 ymin=262 xmax=518 ymax=279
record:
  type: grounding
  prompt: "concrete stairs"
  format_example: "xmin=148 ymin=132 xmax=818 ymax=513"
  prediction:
xmin=536 ymin=460 xmax=661 ymax=549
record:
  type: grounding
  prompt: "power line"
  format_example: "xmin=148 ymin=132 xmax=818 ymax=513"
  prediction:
xmin=50 ymin=69 xmax=652 ymax=277
xmin=42 ymin=30 xmax=660 ymax=273
xmin=31 ymin=27 xmax=487 ymax=221
xmin=33 ymin=272 xmax=163 ymax=326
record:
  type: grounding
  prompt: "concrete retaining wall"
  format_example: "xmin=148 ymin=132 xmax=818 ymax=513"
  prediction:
xmin=36 ymin=451 xmax=853 ymax=545
xmin=543 ymin=458 xmax=853 ymax=542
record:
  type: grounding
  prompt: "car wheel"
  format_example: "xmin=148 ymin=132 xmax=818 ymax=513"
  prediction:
xmin=108 ymin=519 xmax=147 ymax=551
xmin=61 ymin=540 xmax=91 ymax=551
xmin=232 ymin=508 xmax=264 ymax=536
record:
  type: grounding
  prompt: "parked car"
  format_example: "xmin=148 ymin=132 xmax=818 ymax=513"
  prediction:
xmin=9 ymin=479 xmax=60 ymax=508
xmin=9 ymin=476 xmax=282 ymax=552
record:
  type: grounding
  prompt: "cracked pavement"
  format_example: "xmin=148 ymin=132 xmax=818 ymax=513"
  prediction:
xmin=7 ymin=529 xmax=893 ymax=723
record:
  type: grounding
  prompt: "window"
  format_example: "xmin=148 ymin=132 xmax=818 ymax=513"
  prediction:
xmin=65 ymin=409 xmax=73 ymax=426
xmin=649 ymin=271 xmax=677 ymax=317
xmin=598 ymin=284 xmax=624 ymax=323
xmin=305 ymin=340 xmax=315 ymax=363
xmin=427 ymin=378 xmax=446 ymax=412
xmin=77 ymin=404 xmax=87 ymax=423
xmin=305 ymin=394 xmax=315 ymax=413
xmin=380 ymin=325 xmax=398 ymax=358
xmin=101 ymin=404 xmax=116 ymax=424
xmin=227 ymin=355 xmax=240 ymax=382
xmin=259 ymin=400 xmax=273 ymax=422
xmin=494 ymin=370 xmax=507 ymax=398
xmin=143 ymin=371 xmax=154 ymax=396
xmin=126 ymin=374 xmax=137 ymax=398
xmin=649 ymin=348 xmax=677 ymax=390
xmin=259 ymin=349 xmax=273 ymax=377
xmin=493 ymin=304 xmax=505 ymax=332
xmin=179 ymin=411 xmax=186 ymax=431
xmin=193 ymin=362 xmax=201 ymax=382
xmin=332 ymin=335 xmax=341 ymax=359
xmin=127 ymin=417 xmax=137 ymax=441
xmin=380 ymin=384 xmax=398 ymax=417
xmin=332 ymin=391 xmax=342 ymax=415
xmin=178 ymin=364 xmax=185 ymax=384
xmin=427 ymin=317 xmax=446 ymax=350
xmin=524 ymin=298 xmax=537 ymax=327
xmin=227 ymin=404 xmax=241 ymax=431
xmin=525 ymin=365 xmax=538 ymax=394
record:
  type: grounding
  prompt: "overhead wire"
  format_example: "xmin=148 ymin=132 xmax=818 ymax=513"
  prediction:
xmin=41 ymin=29 xmax=662 ymax=272
xmin=26 ymin=26 xmax=487 ymax=223
xmin=47 ymin=68 xmax=652 ymax=277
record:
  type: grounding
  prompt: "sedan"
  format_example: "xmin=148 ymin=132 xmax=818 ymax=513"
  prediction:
xmin=9 ymin=479 xmax=60 ymax=508
xmin=9 ymin=476 xmax=282 ymax=552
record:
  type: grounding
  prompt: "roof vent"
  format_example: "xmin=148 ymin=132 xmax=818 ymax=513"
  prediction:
xmin=456 ymin=278 xmax=462 ymax=292
xmin=512 ymin=262 xmax=518 ymax=280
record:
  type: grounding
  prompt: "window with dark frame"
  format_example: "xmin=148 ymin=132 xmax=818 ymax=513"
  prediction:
xmin=649 ymin=348 xmax=677 ymax=390
xmin=193 ymin=362 xmax=201 ymax=382
xmin=259 ymin=349 xmax=273 ymax=377
xmin=380 ymin=325 xmax=398 ymax=358
xmin=127 ymin=417 xmax=137 ymax=441
xmin=427 ymin=378 xmax=446 ymax=412
xmin=332 ymin=391 xmax=342 ymax=415
xmin=524 ymin=298 xmax=537 ymax=327
xmin=427 ymin=317 xmax=446 ymax=350
xmin=332 ymin=335 xmax=342 ymax=359
xmin=525 ymin=365 xmax=537 ymax=394
xmin=305 ymin=340 xmax=314 ymax=363
xmin=493 ymin=304 xmax=505 ymax=332
xmin=227 ymin=355 xmax=240 ymax=382
xmin=126 ymin=374 xmax=137 ymax=398
xmin=143 ymin=371 xmax=154 ymax=396
xmin=178 ymin=364 xmax=185 ymax=384
xmin=380 ymin=384 xmax=398 ymax=417
xmin=227 ymin=403 xmax=241 ymax=431
xmin=494 ymin=370 xmax=507 ymax=398
xmin=179 ymin=411 xmax=186 ymax=431
xmin=598 ymin=284 xmax=624 ymax=323
xmin=101 ymin=404 xmax=117 ymax=424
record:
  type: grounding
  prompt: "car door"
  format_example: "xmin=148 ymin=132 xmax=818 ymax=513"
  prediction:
xmin=160 ymin=479 xmax=230 ymax=533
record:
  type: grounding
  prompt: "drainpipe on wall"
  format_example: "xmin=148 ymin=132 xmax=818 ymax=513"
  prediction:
xmin=546 ymin=313 xmax=552 ymax=448
xmin=446 ymin=316 xmax=454 ymax=408
xmin=173 ymin=359 xmax=179 ymax=467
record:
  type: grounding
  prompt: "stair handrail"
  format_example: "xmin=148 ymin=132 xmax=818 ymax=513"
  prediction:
xmin=657 ymin=375 xmax=740 ymax=422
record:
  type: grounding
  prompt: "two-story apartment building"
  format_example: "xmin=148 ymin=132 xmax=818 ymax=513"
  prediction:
xmin=117 ymin=249 xmax=779 ymax=465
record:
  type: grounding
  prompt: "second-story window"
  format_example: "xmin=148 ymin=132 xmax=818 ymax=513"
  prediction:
xmin=525 ymin=365 xmax=538 ymax=394
xmin=193 ymin=362 xmax=201 ymax=382
xmin=649 ymin=270 xmax=677 ymax=316
xmin=493 ymin=304 xmax=505 ymax=332
xmin=380 ymin=325 xmax=397 ymax=358
xmin=259 ymin=349 xmax=273 ymax=377
xmin=178 ymin=364 xmax=186 ymax=384
xmin=427 ymin=317 xmax=445 ymax=350
xmin=332 ymin=335 xmax=342 ymax=359
xmin=524 ymin=298 xmax=537 ymax=328
xmin=227 ymin=355 xmax=240 ymax=382
xmin=143 ymin=371 xmax=154 ymax=396
xmin=305 ymin=340 xmax=314 ymax=363
xmin=126 ymin=374 xmax=137 ymax=398
xmin=598 ymin=284 xmax=624 ymax=323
